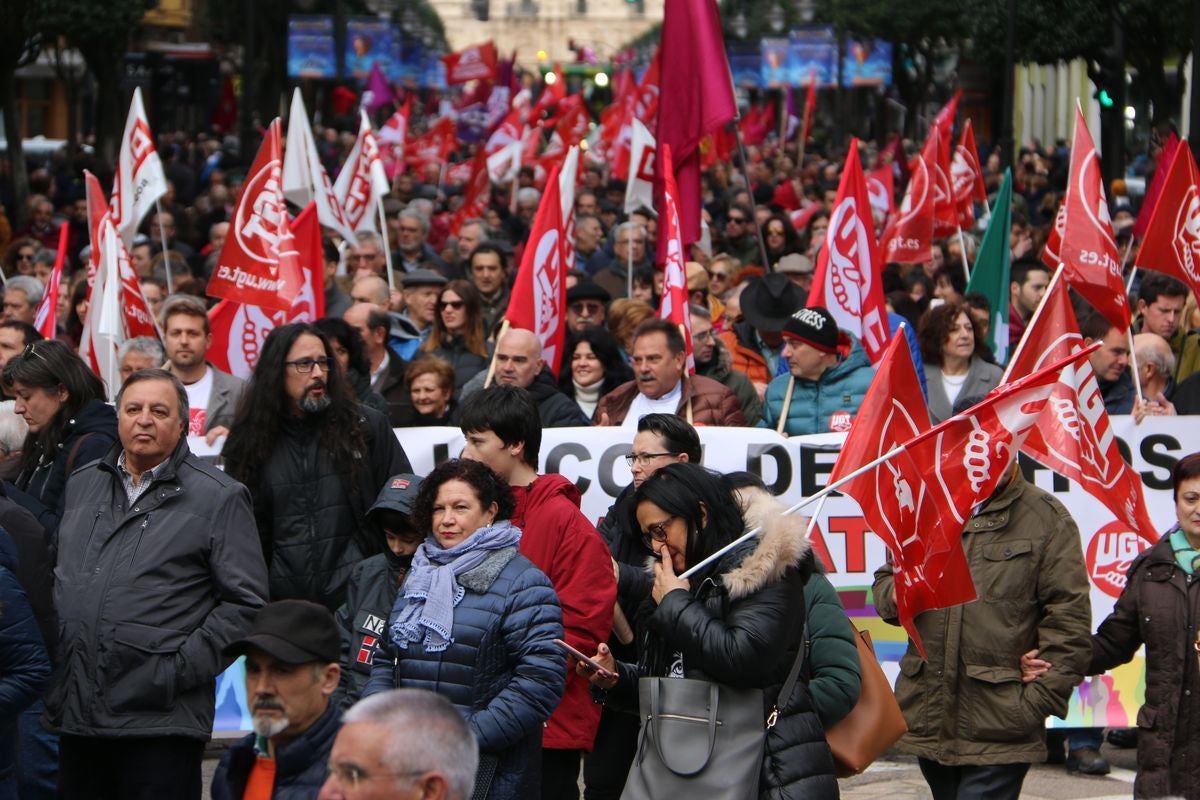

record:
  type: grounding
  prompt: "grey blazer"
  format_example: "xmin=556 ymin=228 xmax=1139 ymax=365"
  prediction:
xmin=924 ymin=357 xmax=1004 ymax=424
xmin=204 ymin=365 xmax=246 ymax=433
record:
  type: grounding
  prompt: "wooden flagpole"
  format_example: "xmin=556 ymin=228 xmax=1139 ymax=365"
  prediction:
xmin=955 ymin=224 xmax=971 ymax=283
xmin=377 ymin=202 xmax=396 ymax=293
xmin=155 ymin=199 xmax=174 ymax=294
xmin=775 ymin=375 xmax=794 ymax=436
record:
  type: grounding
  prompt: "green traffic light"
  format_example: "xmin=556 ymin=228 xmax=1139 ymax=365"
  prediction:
xmin=1098 ymin=89 xmax=1114 ymax=108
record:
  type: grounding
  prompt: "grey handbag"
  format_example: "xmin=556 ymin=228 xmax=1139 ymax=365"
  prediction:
xmin=620 ymin=650 xmax=807 ymax=800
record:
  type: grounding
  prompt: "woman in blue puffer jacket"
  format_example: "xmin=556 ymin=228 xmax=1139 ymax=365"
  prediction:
xmin=364 ymin=459 xmax=565 ymax=800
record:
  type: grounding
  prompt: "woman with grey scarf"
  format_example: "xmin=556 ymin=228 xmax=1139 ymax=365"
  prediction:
xmin=363 ymin=459 xmax=566 ymax=799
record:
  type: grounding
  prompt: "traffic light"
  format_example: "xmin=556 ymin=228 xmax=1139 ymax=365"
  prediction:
xmin=1095 ymin=88 xmax=1114 ymax=108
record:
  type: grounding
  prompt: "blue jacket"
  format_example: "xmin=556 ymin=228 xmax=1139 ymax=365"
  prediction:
xmin=0 ymin=528 xmax=50 ymax=784
xmin=759 ymin=334 xmax=875 ymax=436
xmin=365 ymin=546 xmax=565 ymax=800
xmin=212 ymin=703 xmax=340 ymax=800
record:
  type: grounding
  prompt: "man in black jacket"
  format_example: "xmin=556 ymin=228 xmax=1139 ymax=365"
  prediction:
xmin=213 ymin=601 xmax=343 ymax=800
xmin=48 ymin=369 xmax=268 ymax=800
xmin=458 ymin=328 xmax=590 ymax=427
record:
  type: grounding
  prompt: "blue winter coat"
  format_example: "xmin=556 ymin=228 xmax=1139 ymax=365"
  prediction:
xmin=0 ymin=528 xmax=50 ymax=788
xmin=364 ymin=546 xmax=566 ymax=800
xmin=759 ymin=335 xmax=875 ymax=436
xmin=211 ymin=703 xmax=340 ymax=800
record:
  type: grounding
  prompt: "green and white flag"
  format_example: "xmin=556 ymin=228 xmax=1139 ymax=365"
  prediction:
xmin=966 ymin=169 xmax=1012 ymax=364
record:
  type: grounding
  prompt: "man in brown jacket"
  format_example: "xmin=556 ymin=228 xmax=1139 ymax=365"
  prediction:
xmin=594 ymin=318 xmax=747 ymax=427
xmin=872 ymin=463 xmax=1092 ymax=800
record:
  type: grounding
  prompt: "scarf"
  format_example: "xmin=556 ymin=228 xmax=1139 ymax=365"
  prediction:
xmin=1169 ymin=526 xmax=1200 ymax=575
xmin=389 ymin=520 xmax=522 ymax=653
xmin=573 ymin=378 xmax=603 ymax=419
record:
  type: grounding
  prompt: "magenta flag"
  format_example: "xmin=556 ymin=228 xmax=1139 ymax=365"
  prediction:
xmin=363 ymin=62 xmax=395 ymax=115
xmin=655 ymin=0 xmax=737 ymax=248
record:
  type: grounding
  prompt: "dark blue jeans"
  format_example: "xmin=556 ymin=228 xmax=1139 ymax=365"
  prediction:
xmin=16 ymin=700 xmax=57 ymax=800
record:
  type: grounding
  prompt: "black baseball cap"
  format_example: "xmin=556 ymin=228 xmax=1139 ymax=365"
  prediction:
xmin=223 ymin=600 xmax=341 ymax=664
xmin=369 ymin=473 xmax=423 ymax=518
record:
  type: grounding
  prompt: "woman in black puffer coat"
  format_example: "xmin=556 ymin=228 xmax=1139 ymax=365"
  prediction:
xmin=585 ymin=463 xmax=839 ymax=799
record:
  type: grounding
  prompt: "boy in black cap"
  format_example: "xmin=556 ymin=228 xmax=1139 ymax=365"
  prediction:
xmin=333 ymin=473 xmax=425 ymax=710
xmin=758 ymin=306 xmax=876 ymax=436
xmin=212 ymin=600 xmax=342 ymax=799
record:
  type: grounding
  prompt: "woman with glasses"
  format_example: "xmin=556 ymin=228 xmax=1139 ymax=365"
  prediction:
xmin=3 ymin=238 xmax=40 ymax=278
xmin=582 ymin=463 xmax=838 ymax=798
xmin=707 ymin=254 xmax=743 ymax=303
xmin=558 ymin=328 xmax=632 ymax=421
xmin=761 ymin=212 xmax=801 ymax=268
xmin=417 ymin=280 xmax=489 ymax=394
xmin=2 ymin=340 xmax=117 ymax=529
xmin=364 ymin=459 xmax=565 ymax=800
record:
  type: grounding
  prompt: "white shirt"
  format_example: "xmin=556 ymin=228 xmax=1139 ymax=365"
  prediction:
xmin=623 ymin=380 xmax=683 ymax=427
xmin=370 ymin=351 xmax=391 ymax=393
xmin=182 ymin=366 xmax=214 ymax=436
xmin=941 ymin=371 xmax=967 ymax=408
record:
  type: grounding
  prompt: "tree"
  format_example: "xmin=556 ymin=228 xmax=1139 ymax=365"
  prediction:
xmin=39 ymin=0 xmax=157 ymax=168
xmin=0 ymin=0 xmax=42 ymax=228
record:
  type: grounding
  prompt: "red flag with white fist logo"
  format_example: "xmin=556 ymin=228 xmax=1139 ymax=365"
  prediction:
xmin=208 ymin=119 xmax=304 ymax=312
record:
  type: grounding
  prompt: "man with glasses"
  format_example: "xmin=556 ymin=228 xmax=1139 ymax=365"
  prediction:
xmin=321 ymin=689 xmax=478 ymax=800
xmin=591 ymin=221 xmax=650 ymax=299
xmin=348 ymin=232 xmax=389 ymax=280
xmin=690 ymin=305 xmax=760 ymax=425
xmin=565 ymin=281 xmax=610 ymax=333
xmin=214 ymin=601 xmax=343 ymax=800
xmin=223 ymin=324 xmax=411 ymax=611
xmin=586 ymin=413 xmax=702 ymax=798
xmin=720 ymin=203 xmax=758 ymax=267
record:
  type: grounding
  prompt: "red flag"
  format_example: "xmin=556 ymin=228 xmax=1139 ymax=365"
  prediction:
xmin=81 ymin=170 xmax=157 ymax=340
xmin=1133 ymin=132 xmax=1180 ymax=240
xmin=1059 ymin=105 xmax=1129 ymax=330
xmin=933 ymin=89 xmax=961 ymax=141
xmin=922 ymin=125 xmax=957 ymax=237
xmin=802 ymin=70 xmax=817 ymax=144
xmin=1008 ymin=279 xmax=1158 ymax=542
xmin=655 ymin=0 xmax=736 ymax=247
xmin=504 ymin=163 xmax=568 ymax=375
xmin=866 ymin=165 xmax=895 ymax=219
xmin=35 ymin=223 xmax=69 ymax=339
xmin=807 ymin=138 xmax=891 ymax=362
xmin=1134 ymin=140 xmax=1200 ymax=299
xmin=829 ymin=333 xmax=971 ymax=657
xmin=441 ymin=41 xmax=498 ymax=85
xmin=656 ymin=145 xmax=695 ymax=373
xmin=208 ymin=204 xmax=325 ymax=379
xmin=531 ymin=65 xmax=566 ymax=120
xmin=881 ymin=156 xmax=934 ymax=264
xmin=1042 ymin=202 xmax=1067 ymax=269
xmin=449 ymin=150 xmax=490 ymax=237
xmin=951 ymin=119 xmax=986 ymax=229
xmin=406 ymin=116 xmax=458 ymax=174
xmin=378 ymin=95 xmax=412 ymax=178
xmin=208 ymin=119 xmax=304 ymax=313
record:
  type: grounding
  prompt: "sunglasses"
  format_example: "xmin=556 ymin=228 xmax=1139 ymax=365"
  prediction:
xmin=767 ymin=226 xmax=786 ymax=235
xmin=570 ymin=301 xmax=604 ymax=315
xmin=727 ymin=217 xmax=747 ymax=224
xmin=16 ymin=253 xmax=34 ymax=262
xmin=711 ymin=272 xmax=728 ymax=280
xmin=21 ymin=342 xmax=44 ymax=362
xmin=437 ymin=300 xmax=466 ymax=311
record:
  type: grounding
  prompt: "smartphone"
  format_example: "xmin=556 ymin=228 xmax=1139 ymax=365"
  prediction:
xmin=553 ymin=638 xmax=615 ymax=679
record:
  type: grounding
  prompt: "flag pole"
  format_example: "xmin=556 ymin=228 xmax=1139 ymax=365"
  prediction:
xmin=377 ymin=202 xmax=396 ymax=293
xmin=1128 ymin=328 xmax=1145 ymax=402
xmin=955 ymin=223 xmax=971 ymax=283
xmin=797 ymin=81 xmax=812 ymax=168
xmin=155 ymin=199 xmax=174 ymax=294
xmin=627 ymin=228 xmax=634 ymax=298
xmin=778 ymin=88 xmax=788 ymax=144
xmin=804 ymin=495 xmax=827 ymax=540
xmin=1000 ymin=264 xmax=1065 ymax=383
xmin=775 ymin=376 xmax=794 ymax=436
xmin=730 ymin=120 xmax=774 ymax=272
xmin=677 ymin=322 xmax=694 ymax=424
xmin=680 ymin=438 xmax=911 ymax=579
xmin=483 ymin=319 xmax=511 ymax=388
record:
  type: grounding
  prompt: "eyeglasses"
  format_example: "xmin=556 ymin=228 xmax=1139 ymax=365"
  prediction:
xmin=644 ymin=515 xmax=677 ymax=544
xmin=692 ymin=330 xmax=715 ymax=343
xmin=16 ymin=253 xmax=34 ymax=262
xmin=326 ymin=763 xmax=429 ymax=791
xmin=624 ymin=451 xmax=674 ymax=466
xmin=285 ymin=357 xmax=332 ymax=374
xmin=570 ymin=301 xmax=604 ymax=316
xmin=727 ymin=216 xmax=747 ymax=225
xmin=711 ymin=272 xmax=728 ymax=281
xmin=438 ymin=300 xmax=466 ymax=311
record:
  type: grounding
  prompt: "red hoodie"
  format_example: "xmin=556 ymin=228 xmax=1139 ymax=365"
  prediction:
xmin=510 ymin=474 xmax=615 ymax=751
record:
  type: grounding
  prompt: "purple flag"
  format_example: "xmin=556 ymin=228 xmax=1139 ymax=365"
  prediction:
xmin=363 ymin=62 xmax=395 ymax=115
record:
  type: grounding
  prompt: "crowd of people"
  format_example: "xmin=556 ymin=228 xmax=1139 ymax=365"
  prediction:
xmin=0 ymin=115 xmax=1192 ymax=800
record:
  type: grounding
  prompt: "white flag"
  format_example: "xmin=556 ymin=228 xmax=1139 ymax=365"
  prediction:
xmin=487 ymin=140 xmax=522 ymax=185
xmin=625 ymin=118 xmax=656 ymax=214
xmin=333 ymin=110 xmax=391 ymax=233
xmin=559 ymin=146 xmax=580 ymax=270
xmin=110 ymin=87 xmax=168 ymax=249
xmin=282 ymin=89 xmax=356 ymax=241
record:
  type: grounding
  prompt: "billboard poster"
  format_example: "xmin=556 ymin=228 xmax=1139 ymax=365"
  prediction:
xmin=286 ymin=15 xmax=336 ymax=80
xmin=844 ymin=39 xmax=893 ymax=86
xmin=345 ymin=16 xmax=401 ymax=80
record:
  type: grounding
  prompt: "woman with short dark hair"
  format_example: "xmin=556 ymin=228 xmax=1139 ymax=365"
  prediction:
xmin=2 ymin=339 xmax=117 ymax=528
xmin=365 ymin=459 xmax=565 ymax=799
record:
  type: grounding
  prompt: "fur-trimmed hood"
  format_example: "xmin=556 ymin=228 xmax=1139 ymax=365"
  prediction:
xmin=721 ymin=486 xmax=811 ymax=599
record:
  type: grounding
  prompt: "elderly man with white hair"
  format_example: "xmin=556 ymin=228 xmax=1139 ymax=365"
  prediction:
xmin=3 ymin=276 xmax=43 ymax=324
xmin=1131 ymin=331 xmax=1179 ymax=423
xmin=319 ymin=689 xmax=478 ymax=800
xmin=395 ymin=207 xmax=448 ymax=275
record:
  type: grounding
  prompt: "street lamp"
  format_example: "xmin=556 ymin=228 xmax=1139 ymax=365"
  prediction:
xmin=731 ymin=10 xmax=748 ymax=39
xmin=767 ymin=2 xmax=785 ymax=33
xmin=794 ymin=0 xmax=814 ymax=23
